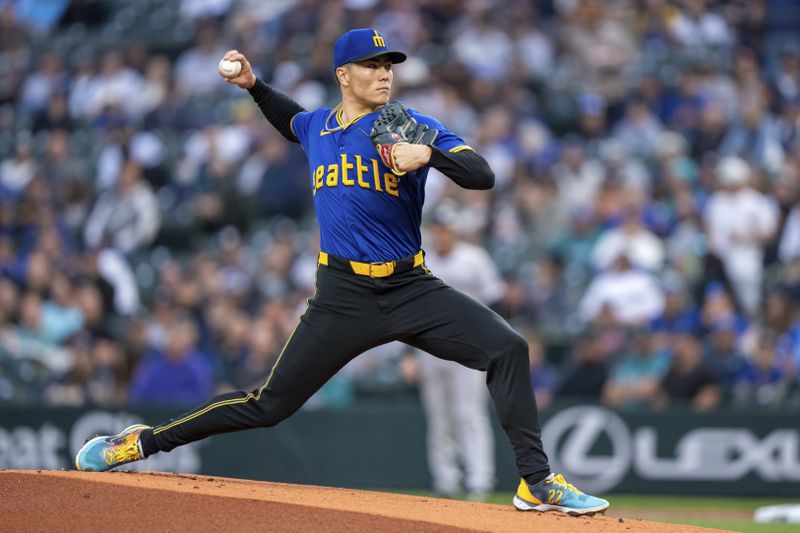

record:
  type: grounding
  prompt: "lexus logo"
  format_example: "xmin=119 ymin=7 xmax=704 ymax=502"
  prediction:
xmin=542 ymin=406 xmax=631 ymax=493
xmin=542 ymin=406 xmax=800 ymax=493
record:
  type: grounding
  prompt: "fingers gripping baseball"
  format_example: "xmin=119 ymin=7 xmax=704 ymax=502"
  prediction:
xmin=219 ymin=50 xmax=256 ymax=89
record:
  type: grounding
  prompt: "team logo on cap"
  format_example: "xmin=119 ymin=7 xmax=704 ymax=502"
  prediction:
xmin=372 ymin=30 xmax=386 ymax=48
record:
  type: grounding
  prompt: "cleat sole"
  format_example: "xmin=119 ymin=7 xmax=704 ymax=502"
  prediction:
xmin=513 ymin=495 xmax=609 ymax=516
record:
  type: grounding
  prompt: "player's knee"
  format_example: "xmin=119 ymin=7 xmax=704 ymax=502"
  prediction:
xmin=257 ymin=414 xmax=281 ymax=428
xmin=254 ymin=399 xmax=297 ymax=428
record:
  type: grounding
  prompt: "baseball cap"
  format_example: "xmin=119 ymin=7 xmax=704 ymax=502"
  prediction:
xmin=430 ymin=202 xmax=460 ymax=230
xmin=716 ymin=156 xmax=750 ymax=187
xmin=333 ymin=28 xmax=407 ymax=70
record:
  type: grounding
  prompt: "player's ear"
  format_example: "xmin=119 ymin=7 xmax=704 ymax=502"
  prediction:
xmin=336 ymin=65 xmax=350 ymax=87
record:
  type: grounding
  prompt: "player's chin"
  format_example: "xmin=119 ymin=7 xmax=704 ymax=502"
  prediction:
xmin=374 ymin=90 xmax=391 ymax=104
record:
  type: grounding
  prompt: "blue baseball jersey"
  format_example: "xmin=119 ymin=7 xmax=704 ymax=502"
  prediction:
xmin=290 ymin=104 xmax=471 ymax=262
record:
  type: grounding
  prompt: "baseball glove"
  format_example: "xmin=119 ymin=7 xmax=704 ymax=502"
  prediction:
xmin=370 ymin=101 xmax=438 ymax=175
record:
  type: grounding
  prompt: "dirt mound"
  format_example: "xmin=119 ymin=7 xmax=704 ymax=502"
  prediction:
xmin=0 ymin=470 xmax=730 ymax=532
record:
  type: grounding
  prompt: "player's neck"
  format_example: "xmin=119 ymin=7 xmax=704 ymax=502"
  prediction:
xmin=340 ymin=97 xmax=382 ymax=123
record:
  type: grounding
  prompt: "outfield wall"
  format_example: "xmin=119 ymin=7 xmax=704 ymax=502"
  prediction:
xmin=1 ymin=403 xmax=798 ymax=496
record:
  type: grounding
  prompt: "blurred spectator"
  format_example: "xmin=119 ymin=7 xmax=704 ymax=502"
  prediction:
xmin=174 ymin=26 xmax=228 ymax=97
xmin=510 ymin=10 xmax=554 ymax=83
xmin=129 ymin=315 xmax=212 ymax=406
xmin=602 ymin=331 xmax=671 ymax=410
xmin=84 ymin=160 xmax=160 ymax=254
xmin=0 ymin=137 xmax=36 ymax=198
xmin=561 ymin=0 xmax=637 ymax=102
xmin=613 ymin=98 xmax=665 ymax=158
xmin=766 ymin=290 xmax=800 ymax=375
xmin=86 ymin=51 xmax=145 ymax=121
xmin=527 ymin=253 xmax=573 ymax=335
xmin=690 ymin=102 xmax=728 ymax=159
xmin=40 ymin=129 xmax=84 ymax=185
xmin=720 ymin=102 xmax=783 ymax=171
xmin=650 ymin=276 xmax=700 ymax=335
xmin=237 ymin=133 xmax=310 ymax=219
xmin=655 ymin=334 xmax=720 ymax=411
xmin=133 ymin=55 xmax=172 ymax=118
xmin=180 ymin=0 xmax=232 ymax=22
xmin=704 ymin=156 xmax=778 ymax=315
xmin=40 ymin=273 xmax=83 ymax=344
xmin=19 ymin=53 xmax=67 ymax=113
xmin=778 ymin=192 xmax=800 ymax=265
xmin=552 ymin=137 xmax=605 ymax=218
xmin=578 ymin=253 xmax=665 ymax=326
xmin=667 ymin=0 xmax=733 ymax=48
xmin=704 ymin=319 xmax=747 ymax=400
xmin=734 ymin=333 xmax=793 ymax=407
xmin=555 ymin=330 xmax=610 ymax=400
xmin=32 ymin=92 xmax=74 ymax=132
xmin=451 ymin=12 xmax=512 ymax=82
xmin=212 ymin=309 xmax=252 ymax=391
xmin=591 ymin=205 xmax=664 ymax=272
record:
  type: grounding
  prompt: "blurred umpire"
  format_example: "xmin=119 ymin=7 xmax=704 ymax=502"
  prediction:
xmin=414 ymin=203 xmax=503 ymax=500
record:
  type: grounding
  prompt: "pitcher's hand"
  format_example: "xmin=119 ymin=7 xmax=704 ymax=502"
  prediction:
xmin=220 ymin=50 xmax=256 ymax=89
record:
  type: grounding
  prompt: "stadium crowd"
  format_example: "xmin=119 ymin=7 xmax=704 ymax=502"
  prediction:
xmin=2 ymin=0 xmax=800 ymax=411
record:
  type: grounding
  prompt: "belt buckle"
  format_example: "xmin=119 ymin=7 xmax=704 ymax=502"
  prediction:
xmin=369 ymin=261 xmax=395 ymax=278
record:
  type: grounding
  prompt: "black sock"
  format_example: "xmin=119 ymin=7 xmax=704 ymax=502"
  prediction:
xmin=524 ymin=471 xmax=551 ymax=487
xmin=139 ymin=428 xmax=160 ymax=457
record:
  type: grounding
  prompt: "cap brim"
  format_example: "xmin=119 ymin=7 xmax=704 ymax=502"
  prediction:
xmin=350 ymin=51 xmax=407 ymax=65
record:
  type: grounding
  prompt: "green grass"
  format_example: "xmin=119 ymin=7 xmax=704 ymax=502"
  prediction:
xmin=598 ymin=494 xmax=795 ymax=512
xmin=603 ymin=494 xmax=800 ymax=532
xmin=663 ymin=520 xmax=800 ymax=533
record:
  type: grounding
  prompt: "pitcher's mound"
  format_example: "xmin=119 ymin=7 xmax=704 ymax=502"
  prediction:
xmin=0 ymin=470 xmax=730 ymax=532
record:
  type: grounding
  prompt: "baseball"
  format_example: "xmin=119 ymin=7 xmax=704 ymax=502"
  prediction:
xmin=218 ymin=59 xmax=242 ymax=78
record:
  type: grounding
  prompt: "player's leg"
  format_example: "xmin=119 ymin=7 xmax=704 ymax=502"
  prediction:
xmin=417 ymin=354 xmax=460 ymax=496
xmin=387 ymin=270 xmax=609 ymax=515
xmin=76 ymin=265 xmax=384 ymax=471
xmin=449 ymin=362 xmax=494 ymax=499
xmin=387 ymin=271 xmax=547 ymax=482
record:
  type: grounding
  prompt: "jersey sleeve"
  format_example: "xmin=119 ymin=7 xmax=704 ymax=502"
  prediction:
xmin=290 ymin=111 xmax=312 ymax=146
xmin=408 ymin=110 xmax=473 ymax=153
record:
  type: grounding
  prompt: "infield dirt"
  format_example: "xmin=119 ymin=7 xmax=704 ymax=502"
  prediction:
xmin=0 ymin=470 xmax=733 ymax=532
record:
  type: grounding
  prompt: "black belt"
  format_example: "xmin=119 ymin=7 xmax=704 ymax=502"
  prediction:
xmin=318 ymin=251 xmax=425 ymax=278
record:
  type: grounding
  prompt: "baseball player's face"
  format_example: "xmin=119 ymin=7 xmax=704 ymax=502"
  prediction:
xmin=344 ymin=56 xmax=393 ymax=108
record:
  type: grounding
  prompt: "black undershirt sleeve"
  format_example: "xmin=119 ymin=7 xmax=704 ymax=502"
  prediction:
xmin=245 ymin=80 xmax=493 ymax=188
xmin=247 ymin=78 xmax=306 ymax=143
xmin=428 ymin=147 xmax=495 ymax=190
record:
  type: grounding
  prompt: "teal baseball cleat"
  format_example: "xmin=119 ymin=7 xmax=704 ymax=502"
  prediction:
xmin=75 ymin=424 xmax=150 ymax=472
xmin=513 ymin=473 xmax=609 ymax=516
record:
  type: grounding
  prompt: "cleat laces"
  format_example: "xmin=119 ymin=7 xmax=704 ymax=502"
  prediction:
xmin=547 ymin=474 xmax=583 ymax=495
xmin=102 ymin=436 xmax=142 ymax=466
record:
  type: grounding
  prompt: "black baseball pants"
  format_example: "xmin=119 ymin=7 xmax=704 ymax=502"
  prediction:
xmin=142 ymin=258 xmax=550 ymax=481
